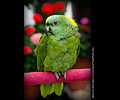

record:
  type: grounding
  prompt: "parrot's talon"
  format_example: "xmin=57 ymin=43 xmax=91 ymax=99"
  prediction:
xmin=55 ymin=73 xmax=59 ymax=82
xmin=62 ymin=71 xmax=66 ymax=81
xmin=58 ymin=73 xmax=61 ymax=77
xmin=54 ymin=71 xmax=67 ymax=82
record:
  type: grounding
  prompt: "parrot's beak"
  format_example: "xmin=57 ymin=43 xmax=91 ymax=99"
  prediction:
xmin=45 ymin=23 xmax=51 ymax=36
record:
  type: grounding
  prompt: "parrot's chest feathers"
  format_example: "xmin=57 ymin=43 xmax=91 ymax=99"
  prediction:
xmin=43 ymin=33 xmax=79 ymax=72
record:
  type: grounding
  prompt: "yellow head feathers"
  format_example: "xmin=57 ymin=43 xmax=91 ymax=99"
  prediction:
xmin=46 ymin=16 xmax=51 ymax=23
xmin=65 ymin=16 xmax=77 ymax=26
xmin=45 ymin=15 xmax=77 ymax=26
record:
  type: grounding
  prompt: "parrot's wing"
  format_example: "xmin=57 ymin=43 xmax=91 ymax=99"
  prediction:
xmin=36 ymin=34 xmax=49 ymax=72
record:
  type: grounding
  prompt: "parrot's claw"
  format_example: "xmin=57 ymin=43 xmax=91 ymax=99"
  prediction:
xmin=62 ymin=71 xmax=66 ymax=81
xmin=55 ymin=72 xmax=66 ymax=82
xmin=58 ymin=73 xmax=61 ymax=77
xmin=55 ymin=73 xmax=60 ymax=82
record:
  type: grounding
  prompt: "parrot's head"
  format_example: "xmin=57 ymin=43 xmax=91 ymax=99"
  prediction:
xmin=45 ymin=15 xmax=79 ymax=39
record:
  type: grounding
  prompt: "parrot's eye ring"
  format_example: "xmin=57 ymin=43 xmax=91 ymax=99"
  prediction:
xmin=53 ymin=21 xmax=59 ymax=26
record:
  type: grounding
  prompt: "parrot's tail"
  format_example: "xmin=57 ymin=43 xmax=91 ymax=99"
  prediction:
xmin=40 ymin=82 xmax=63 ymax=98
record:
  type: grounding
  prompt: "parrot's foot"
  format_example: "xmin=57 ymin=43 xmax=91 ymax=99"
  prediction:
xmin=62 ymin=71 xmax=66 ymax=81
xmin=54 ymin=71 xmax=66 ymax=82
xmin=54 ymin=72 xmax=61 ymax=82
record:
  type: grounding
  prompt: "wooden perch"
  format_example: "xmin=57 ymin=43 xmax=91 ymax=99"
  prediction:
xmin=24 ymin=68 xmax=91 ymax=86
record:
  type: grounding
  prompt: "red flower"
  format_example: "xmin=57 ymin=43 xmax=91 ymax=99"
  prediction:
xmin=24 ymin=46 xmax=32 ymax=54
xmin=80 ymin=25 xmax=90 ymax=32
xmin=54 ymin=2 xmax=65 ymax=10
xmin=33 ymin=13 xmax=43 ymax=23
xmin=80 ymin=25 xmax=86 ymax=29
xmin=84 ymin=25 xmax=90 ymax=32
xmin=25 ymin=26 xmax=35 ymax=35
xmin=42 ymin=3 xmax=55 ymax=14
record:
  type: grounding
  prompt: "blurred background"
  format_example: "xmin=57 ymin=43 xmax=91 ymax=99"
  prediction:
xmin=24 ymin=0 xmax=91 ymax=100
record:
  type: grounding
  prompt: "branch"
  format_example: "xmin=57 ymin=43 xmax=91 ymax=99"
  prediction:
xmin=24 ymin=68 xmax=91 ymax=86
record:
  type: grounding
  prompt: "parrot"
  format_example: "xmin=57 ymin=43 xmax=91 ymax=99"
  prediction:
xmin=36 ymin=15 xmax=81 ymax=98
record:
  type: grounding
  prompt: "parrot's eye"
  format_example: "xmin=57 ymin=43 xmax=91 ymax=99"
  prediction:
xmin=53 ymin=21 xmax=59 ymax=26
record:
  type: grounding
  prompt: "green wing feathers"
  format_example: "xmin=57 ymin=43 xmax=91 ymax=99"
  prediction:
xmin=37 ymin=55 xmax=42 ymax=71
xmin=40 ymin=83 xmax=63 ymax=98
xmin=36 ymin=34 xmax=49 ymax=72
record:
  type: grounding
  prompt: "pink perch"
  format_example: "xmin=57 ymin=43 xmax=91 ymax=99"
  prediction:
xmin=24 ymin=68 xmax=91 ymax=86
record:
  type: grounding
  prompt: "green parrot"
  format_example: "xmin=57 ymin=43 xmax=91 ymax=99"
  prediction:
xmin=36 ymin=15 xmax=81 ymax=98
